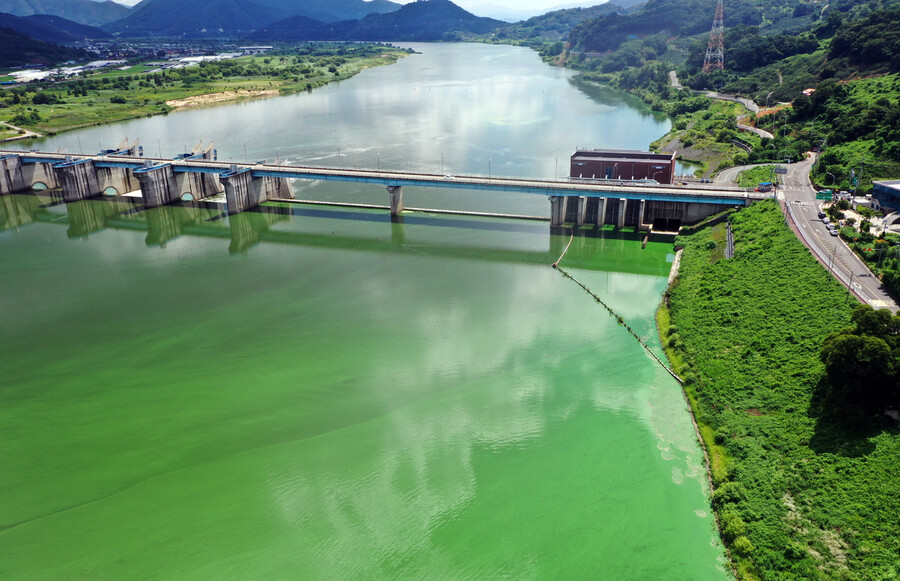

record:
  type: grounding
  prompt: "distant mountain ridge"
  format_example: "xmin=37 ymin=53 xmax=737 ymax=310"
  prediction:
xmin=249 ymin=0 xmax=505 ymax=42
xmin=0 ymin=11 xmax=110 ymax=42
xmin=0 ymin=0 xmax=129 ymax=26
xmin=106 ymin=0 xmax=401 ymax=37
xmin=495 ymin=3 xmax=635 ymax=42
xmin=0 ymin=26 xmax=93 ymax=66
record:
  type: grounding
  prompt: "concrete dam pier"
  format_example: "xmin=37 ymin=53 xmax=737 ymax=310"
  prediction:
xmin=1 ymin=143 xmax=771 ymax=228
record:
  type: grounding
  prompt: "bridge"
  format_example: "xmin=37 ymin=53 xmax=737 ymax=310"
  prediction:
xmin=0 ymin=140 xmax=773 ymax=229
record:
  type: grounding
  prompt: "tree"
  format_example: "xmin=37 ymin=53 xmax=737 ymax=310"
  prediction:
xmin=820 ymin=306 xmax=900 ymax=413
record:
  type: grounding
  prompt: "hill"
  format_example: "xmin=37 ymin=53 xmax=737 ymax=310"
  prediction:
xmin=249 ymin=0 xmax=504 ymax=42
xmin=0 ymin=12 xmax=109 ymax=43
xmin=494 ymin=3 xmax=632 ymax=43
xmin=105 ymin=0 xmax=400 ymax=37
xmin=0 ymin=26 xmax=93 ymax=66
xmin=0 ymin=0 xmax=129 ymax=27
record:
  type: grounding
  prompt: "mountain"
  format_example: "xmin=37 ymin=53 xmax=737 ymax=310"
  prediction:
xmin=470 ymin=0 xmax=645 ymax=22
xmin=495 ymin=3 xmax=633 ymax=42
xmin=0 ymin=0 xmax=129 ymax=26
xmin=249 ymin=0 xmax=505 ymax=42
xmin=0 ymin=12 xmax=110 ymax=42
xmin=106 ymin=0 xmax=400 ymax=37
xmin=0 ymin=26 xmax=93 ymax=66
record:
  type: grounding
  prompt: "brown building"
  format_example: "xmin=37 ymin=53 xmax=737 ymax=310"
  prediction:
xmin=570 ymin=149 xmax=676 ymax=184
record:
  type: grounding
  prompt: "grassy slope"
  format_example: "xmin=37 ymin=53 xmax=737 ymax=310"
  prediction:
xmin=651 ymin=100 xmax=758 ymax=176
xmin=659 ymin=200 xmax=900 ymax=580
xmin=0 ymin=50 xmax=408 ymax=136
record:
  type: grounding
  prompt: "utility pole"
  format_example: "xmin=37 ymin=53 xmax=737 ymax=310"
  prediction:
xmin=703 ymin=0 xmax=725 ymax=73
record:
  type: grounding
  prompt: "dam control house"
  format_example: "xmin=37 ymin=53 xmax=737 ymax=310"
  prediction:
xmin=570 ymin=149 xmax=677 ymax=184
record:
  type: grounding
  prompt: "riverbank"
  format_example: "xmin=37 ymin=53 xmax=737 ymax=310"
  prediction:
xmin=657 ymin=200 xmax=900 ymax=579
xmin=0 ymin=45 xmax=411 ymax=138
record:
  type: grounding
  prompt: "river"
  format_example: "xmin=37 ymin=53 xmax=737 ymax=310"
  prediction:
xmin=0 ymin=43 xmax=727 ymax=579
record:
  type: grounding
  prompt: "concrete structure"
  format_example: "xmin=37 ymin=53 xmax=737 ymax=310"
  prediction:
xmin=0 ymin=153 xmax=60 ymax=193
xmin=1 ymin=147 xmax=768 ymax=227
xmin=873 ymin=180 xmax=900 ymax=211
xmin=570 ymin=149 xmax=677 ymax=184
xmin=220 ymin=165 xmax=294 ymax=215
xmin=551 ymin=194 xmax=729 ymax=230
xmin=134 ymin=143 xmax=226 ymax=208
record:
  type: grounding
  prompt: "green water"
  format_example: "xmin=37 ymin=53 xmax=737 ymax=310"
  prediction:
xmin=1 ymin=194 xmax=725 ymax=578
xmin=3 ymin=42 xmax=725 ymax=578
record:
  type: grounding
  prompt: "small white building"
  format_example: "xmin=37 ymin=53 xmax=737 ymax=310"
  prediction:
xmin=853 ymin=196 xmax=881 ymax=211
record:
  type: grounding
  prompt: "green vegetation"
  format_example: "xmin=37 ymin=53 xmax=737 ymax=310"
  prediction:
xmin=821 ymin=305 xmax=900 ymax=416
xmin=0 ymin=44 xmax=410 ymax=136
xmin=799 ymin=75 xmax=900 ymax=192
xmin=491 ymin=3 xmax=625 ymax=45
xmin=660 ymin=200 xmax=900 ymax=579
xmin=0 ymin=27 xmax=91 ymax=68
xmin=737 ymin=166 xmax=776 ymax=188
xmin=542 ymin=0 xmax=900 ymax=187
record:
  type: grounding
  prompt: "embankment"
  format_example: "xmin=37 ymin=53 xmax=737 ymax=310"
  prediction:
xmin=657 ymin=200 xmax=900 ymax=580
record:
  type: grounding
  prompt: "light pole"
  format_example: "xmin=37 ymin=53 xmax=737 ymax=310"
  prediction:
xmin=826 ymin=172 xmax=836 ymax=186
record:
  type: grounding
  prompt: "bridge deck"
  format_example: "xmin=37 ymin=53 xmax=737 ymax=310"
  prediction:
xmin=3 ymin=149 xmax=771 ymax=205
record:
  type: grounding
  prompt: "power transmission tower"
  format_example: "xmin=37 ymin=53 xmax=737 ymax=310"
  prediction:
xmin=703 ymin=0 xmax=725 ymax=73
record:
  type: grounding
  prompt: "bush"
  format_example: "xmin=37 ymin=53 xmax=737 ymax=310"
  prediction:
xmin=732 ymin=536 xmax=755 ymax=557
xmin=720 ymin=510 xmax=747 ymax=541
xmin=110 ymin=95 xmax=127 ymax=104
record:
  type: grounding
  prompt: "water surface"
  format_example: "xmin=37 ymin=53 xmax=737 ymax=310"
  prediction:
xmin=1 ymin=43 xmax=725 ymax=579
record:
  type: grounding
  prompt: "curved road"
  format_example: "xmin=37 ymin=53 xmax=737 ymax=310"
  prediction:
xmin=718 ymin=156 xmax=897 ymax=310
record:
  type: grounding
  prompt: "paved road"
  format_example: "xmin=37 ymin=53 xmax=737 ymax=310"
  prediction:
xmin=741 ymin=155 xmax=897 ymax=310
xmin=0 ymin=121 xmax=42 ymax=141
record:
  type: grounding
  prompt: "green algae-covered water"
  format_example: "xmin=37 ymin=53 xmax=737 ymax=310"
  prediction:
xmin=1 ymin=194 xmax=726 ymax=578
xmin=3 ymin=42 xmax=724 ymax=578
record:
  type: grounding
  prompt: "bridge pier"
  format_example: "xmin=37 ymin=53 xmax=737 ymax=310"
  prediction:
xmin=134 ymin=163 xmax=179 ymax=208
xmin=638 ymin=199 xmax=647 ymax=229
xmin=597 ymin=198 xmax=608 ymax=226
xmin=617 ymin=198 xmax=627 ymax=229
xmin=549 ymin=196 xmax=565 ymax=227
xmin=220 ymin=168 xmax=291 ymax=214
xmin=575 ymin=196 xmax=587 ymax=227
xmin=53 ymin=158 xmax=101 ymax=202
xmin=1 ymin=155 xmax=61 ymax=195
xmin=387 ymin=185 xmax=403 ymax=216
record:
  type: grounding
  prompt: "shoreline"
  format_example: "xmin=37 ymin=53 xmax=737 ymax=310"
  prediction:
xmin=0 ymin=47 xmax=411 ymax=140
xmin=165 ymin=89 xmax=280 ymax=109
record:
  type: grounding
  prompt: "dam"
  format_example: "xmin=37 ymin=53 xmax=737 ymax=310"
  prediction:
xmin=1 ymin=142 xmax=769 ymax=229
